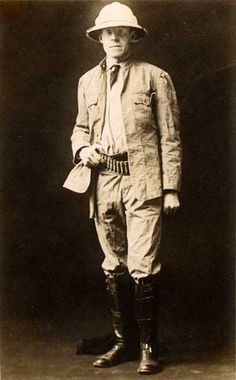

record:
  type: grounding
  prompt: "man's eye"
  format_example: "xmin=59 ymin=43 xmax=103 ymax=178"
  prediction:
xmin=119 ymin=29 xmax=128 ymax=36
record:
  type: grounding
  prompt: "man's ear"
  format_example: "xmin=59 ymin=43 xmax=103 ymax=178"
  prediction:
xmin=98 ymin=33 xmax=103 ymax=43
xmin=130 ymin=29 xmax=137 ymax=42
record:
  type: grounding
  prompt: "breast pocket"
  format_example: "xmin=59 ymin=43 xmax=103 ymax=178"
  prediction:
xmin=86 ymin=94 xmax=99 ymax=127
xmin=133 ymin=92 xmax=156 ymax=129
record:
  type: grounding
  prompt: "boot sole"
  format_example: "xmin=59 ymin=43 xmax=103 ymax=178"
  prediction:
xmin=138 ymin=366 xmax=159 ymax=375
xmin=93 ymin=361 xmax=113 ymax=368
xmin=93 ymin=352 xmax=134 ymax=368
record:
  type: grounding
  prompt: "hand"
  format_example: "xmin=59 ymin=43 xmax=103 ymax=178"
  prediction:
xmin=79 ymin=143 xmax=103 ymax=168
xmin=163 ymin=192 xmax=180 ymax=215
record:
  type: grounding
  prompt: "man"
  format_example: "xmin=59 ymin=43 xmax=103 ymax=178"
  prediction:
xmin=64 ymin=1 xmax=182 ymax=375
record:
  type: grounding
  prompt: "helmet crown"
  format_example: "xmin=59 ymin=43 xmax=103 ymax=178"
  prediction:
xmin=86 ymin=2 xmax=147 ymax=42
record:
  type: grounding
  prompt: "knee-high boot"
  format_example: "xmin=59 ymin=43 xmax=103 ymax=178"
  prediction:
xmin=135 ymin=276 xmax=159 ymax=375
xmin=93 ymin=273 xmax=137 ymax=367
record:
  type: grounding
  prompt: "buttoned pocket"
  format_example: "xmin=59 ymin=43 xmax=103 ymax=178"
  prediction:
xmin=133 ymin=93 xmax=153 ymax=106
xmin=86 ymin=94 xmax=100 ymax=127
xmin=133 ymin=92 xmax=156 ymax=128
xmin=86 ymin=94 xmax=98 ymax=108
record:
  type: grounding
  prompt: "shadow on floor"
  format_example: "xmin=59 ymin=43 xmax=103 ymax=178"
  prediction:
xmin=1 ymin=308 xmax=235 ymax=380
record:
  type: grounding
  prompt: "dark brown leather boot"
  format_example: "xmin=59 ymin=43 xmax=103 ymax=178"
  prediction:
xmin=135 ymin=276 xmax=160 ymax=375
xmin=93 ymin=273 xmax=137 ymax=367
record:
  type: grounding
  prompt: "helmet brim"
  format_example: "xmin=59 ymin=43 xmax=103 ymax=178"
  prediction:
xmin=86 ymin=22 xmax=147 ymax=42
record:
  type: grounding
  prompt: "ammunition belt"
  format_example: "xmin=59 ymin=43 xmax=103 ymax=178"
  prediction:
xmin=99 ymin=152 xmax=130 ymax=175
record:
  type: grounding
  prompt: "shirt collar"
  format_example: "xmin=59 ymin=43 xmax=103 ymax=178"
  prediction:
xmin=99 ymin=55 xmax=135 ymax=72
xmin=106 ymin=58 xmax=127 ymax=71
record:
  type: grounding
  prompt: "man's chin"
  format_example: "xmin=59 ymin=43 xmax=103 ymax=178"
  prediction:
xmin=107 ymin=52 xmax=129 ymax=62
xmin=109 ymin=52 xmax=123 ymax=59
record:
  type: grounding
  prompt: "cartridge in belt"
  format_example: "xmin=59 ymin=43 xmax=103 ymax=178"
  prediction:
xmin=119 ymin=161 xmax=123 ymax=174
xmin=124 ymin=161 xmax=129 ymax=175
xmin=117 ymin=161 xmax=121 ymax=173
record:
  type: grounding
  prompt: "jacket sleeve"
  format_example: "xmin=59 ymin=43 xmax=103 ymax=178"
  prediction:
xmin=155 ymin=71 xmax=182 ymax=192
xmin=71 ymin=77 xmax=90 ymax=163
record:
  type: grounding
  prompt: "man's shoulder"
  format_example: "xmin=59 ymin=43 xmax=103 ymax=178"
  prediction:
xmin=79 ymin=63 xmax=101 ymax=82
xmin=134 ymin=60 xmax=169 ymax=75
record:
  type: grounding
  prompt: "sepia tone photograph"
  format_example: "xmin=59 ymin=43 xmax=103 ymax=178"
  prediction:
xmin=1 ymin=1 xmax=235 ymax=379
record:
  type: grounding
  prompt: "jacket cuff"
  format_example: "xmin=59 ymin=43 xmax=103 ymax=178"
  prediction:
xmin=73 ymin=146 xmax=89 ymax=165
xmin=163 ymin=189 xmax=179 ymax=194
xmin=163 ymin=177 xmax=181 ymax=193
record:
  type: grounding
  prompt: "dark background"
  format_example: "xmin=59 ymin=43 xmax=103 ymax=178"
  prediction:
xmin=1 ymin=0 xmax=235 ymax=353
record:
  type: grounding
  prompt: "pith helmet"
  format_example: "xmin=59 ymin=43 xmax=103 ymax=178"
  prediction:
xmin=86 ymin=2 xmax=147 ymax=42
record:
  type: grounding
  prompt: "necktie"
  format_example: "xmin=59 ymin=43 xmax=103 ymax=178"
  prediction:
xmin=110 ymin=65 xmax=120 ymax=88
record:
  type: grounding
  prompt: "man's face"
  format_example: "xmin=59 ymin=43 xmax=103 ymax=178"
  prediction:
xmin=99 ymin=27 xmax=133 ymax=62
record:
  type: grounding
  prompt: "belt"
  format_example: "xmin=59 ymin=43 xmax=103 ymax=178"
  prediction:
xmin=99 ymin=151 xmax=130 ymax=175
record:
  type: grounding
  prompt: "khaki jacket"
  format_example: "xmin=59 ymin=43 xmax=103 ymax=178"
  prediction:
xmin=64 ymin=57 xmax=182 ymax=201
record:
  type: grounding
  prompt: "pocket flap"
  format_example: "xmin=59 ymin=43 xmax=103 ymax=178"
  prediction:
xmin=133 ymin=93 xmax=155 ymax=106
xmin=86 ymin=94 xmax=98 ymax=107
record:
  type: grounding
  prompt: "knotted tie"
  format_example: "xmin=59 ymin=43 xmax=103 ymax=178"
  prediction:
xmin=109 ymin=64 xmax=120 ymax=88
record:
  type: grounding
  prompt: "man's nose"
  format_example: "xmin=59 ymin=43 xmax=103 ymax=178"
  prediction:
xmin=110 ymin=32 xmax=119 ymax=41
